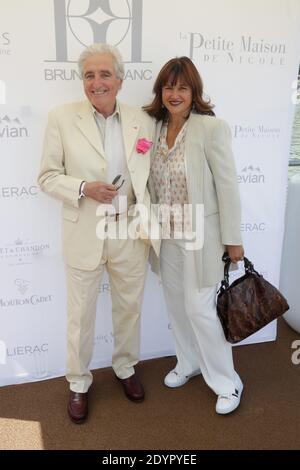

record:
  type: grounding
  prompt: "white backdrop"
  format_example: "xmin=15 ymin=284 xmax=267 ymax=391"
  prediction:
xmin=1 ymin=0 xmax=300 ymax=386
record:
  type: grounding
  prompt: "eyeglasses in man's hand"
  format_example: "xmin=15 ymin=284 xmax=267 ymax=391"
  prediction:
xmin=112 ymin=174 xmax=125 ymax=191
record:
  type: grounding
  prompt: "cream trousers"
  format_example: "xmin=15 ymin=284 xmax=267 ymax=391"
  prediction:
xmin=160 ymin=238 xmax=239 ymax=395
xmin=65 ymin=229 xmax=149 ymax=393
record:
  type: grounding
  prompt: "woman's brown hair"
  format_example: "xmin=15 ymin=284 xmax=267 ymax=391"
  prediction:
xmin=143 ymin=56 xmax=215 ymax=121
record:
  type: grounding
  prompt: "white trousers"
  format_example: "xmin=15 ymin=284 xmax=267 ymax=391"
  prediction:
xmin=65 ymin=227 xmax=149 ymax=393
xmin=160 ymin=239 xmax=239 ymax=395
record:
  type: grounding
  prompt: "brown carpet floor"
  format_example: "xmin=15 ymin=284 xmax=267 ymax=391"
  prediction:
xmin=0 ymin=318 xmax=299 ymax=450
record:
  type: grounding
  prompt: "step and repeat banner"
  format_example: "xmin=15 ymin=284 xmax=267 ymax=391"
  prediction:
xmin=1 ymin=0 xmax=300 ymax=386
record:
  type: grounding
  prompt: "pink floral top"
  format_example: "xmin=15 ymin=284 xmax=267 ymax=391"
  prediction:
xmin=151 ymin=121 xmax=191 ymax=237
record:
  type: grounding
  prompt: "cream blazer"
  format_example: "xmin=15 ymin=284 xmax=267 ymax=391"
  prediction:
xmin=38 ymin=100 xmax=159 ymax=270
xmin=148 ymin=113 xmax=242 ymax=289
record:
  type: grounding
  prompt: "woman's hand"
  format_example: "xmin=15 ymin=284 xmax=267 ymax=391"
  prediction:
xmin=226 ymin=245 xmax=244 ymax=263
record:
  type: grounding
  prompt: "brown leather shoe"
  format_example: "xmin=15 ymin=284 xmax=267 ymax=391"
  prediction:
xmin=117 ymin=374 xmax=145 ymax=402
xmin=67 ymin=391 xmax=88 ymax=424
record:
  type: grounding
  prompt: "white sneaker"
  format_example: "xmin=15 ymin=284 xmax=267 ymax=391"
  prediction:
xmin=164 ymin=368 xmax=201 ymax=388
xmin=215 ymin=376 xmax=243 ymax=415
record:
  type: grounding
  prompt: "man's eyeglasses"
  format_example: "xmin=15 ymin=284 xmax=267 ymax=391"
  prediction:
xmin=112 ymin=174 xmax=125 ymax=191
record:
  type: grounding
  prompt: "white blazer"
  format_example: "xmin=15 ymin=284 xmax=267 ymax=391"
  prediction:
xmin=148 ymin=113 xmax=242 ymax=289
xmin=38 ymin=100 xmax=159 ymax=270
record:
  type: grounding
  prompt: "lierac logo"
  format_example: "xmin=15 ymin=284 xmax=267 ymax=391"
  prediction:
xmin=0 ymin=186 xmax=38 ymax=199
xmin=241 ymin=222 xmax=266 ymax=232
xmin=6 ymin=344 xmax=48 ymax=357
xmin=0 ymin=115 xmax=28 ymax=139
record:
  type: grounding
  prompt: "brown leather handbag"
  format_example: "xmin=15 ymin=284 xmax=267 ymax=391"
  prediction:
xmin=217 ymin=253 xmax=289 ymax=344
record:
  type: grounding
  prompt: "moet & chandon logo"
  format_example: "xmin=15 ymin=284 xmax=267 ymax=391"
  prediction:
xmin=45 ymin=0 xmax=151 ymax=81
xmin=0 ymin=238 xmax=50 ymax=266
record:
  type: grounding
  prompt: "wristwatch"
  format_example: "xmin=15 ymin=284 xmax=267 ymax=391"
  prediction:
xmin=79 ymin=180 xmax=86 ymax=199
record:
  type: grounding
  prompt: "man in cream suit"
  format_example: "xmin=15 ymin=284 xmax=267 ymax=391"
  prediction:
xmin=38 ymin=43 xmax=158 ymax=424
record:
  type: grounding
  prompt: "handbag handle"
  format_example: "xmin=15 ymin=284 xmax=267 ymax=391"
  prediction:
xmin=221 ymin=252 xmax=260 ymax=289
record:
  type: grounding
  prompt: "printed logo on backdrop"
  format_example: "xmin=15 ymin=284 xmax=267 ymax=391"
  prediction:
xmin=98 ymin=282 xmax=110 ymax=294
xmin=0 ymin=238 xmax=50 ymax=266
xmin=179 ymin=33 xmax=286 ymax=66
xmin=45 ymin=0 xmax=152 ymax=81
xmin=15 ymin=279 xmax=30 ymax=295
xmin=0 ymin=280 xmax=53 ymax=309
xmin=6 ymin=343 xmax=49 ymax=378
xmin=94 ymin=332 xmax=114 ymax=346
xmin=241 ymin=222 xmax=266 ymax=232
xmin=0 ymin=185 xmax=38 ymax=199
xmin=0 ymin=32 xmax=11 ymax=55
xmin=0 ymin=115 xmax=29 ymax=139
xmin=232 ymin=124 xmax=280 ymax=139
xmin=0 ymin=340 xmax=6 ymax=365
xmin=238 ymin=166 xmax=265 ymax=185
xmin=229 ymin=266 xmax=268 ymax=283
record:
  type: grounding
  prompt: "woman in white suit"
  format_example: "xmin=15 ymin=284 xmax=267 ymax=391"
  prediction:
xmin=144 ymin=57 xmax=244 ymax=414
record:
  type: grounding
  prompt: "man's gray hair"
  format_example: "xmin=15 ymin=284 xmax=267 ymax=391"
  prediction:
xmin=78 ymin=43 xmax=125 ymax=80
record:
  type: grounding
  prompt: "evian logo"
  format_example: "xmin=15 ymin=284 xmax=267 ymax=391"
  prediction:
xmin=238 ymin=166 xmax=265 ymax=184
xmin=0 ymin=115 xmax=28 ymax=139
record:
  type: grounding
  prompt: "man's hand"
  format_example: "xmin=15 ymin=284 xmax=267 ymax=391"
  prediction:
xmin=83 ymin=181 xmax=118 ymax=203
xmin=226 ymin=245 xmax=244 ymax=263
